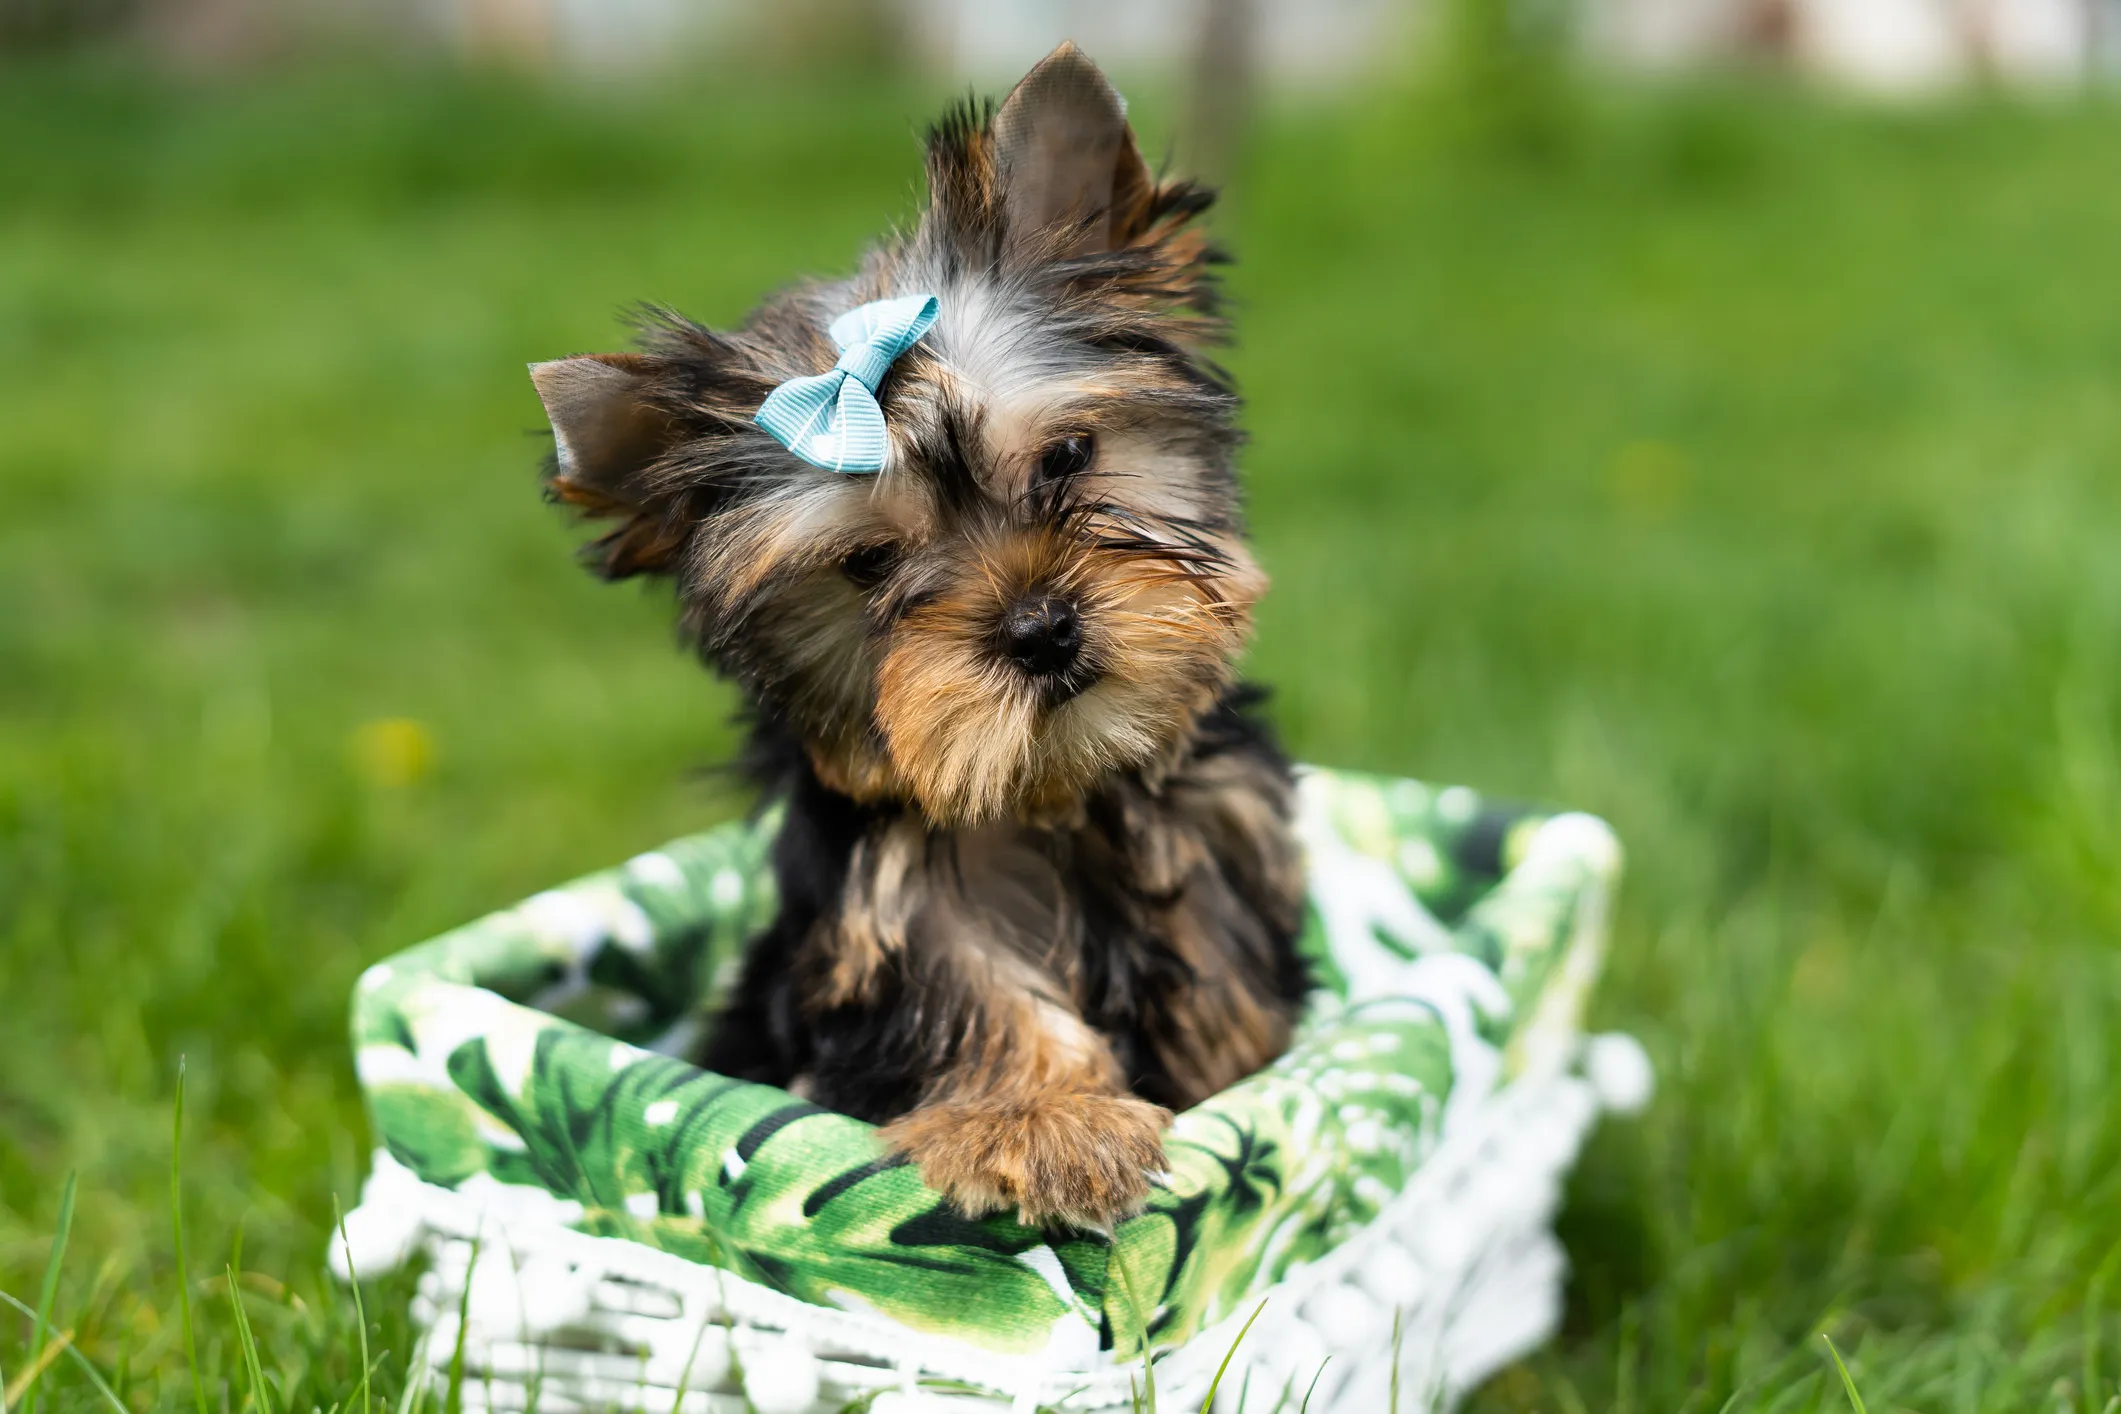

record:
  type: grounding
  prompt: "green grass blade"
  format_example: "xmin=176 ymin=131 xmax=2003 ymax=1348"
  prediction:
xmin=335 ymin=1197 xmax=374 ymax=1414
xmin=1820 ymin=1334 xmax=1868 ymax=1414
xmin=19 ymin=1170 xmax=77 ymax=1414
xmin=2090 ymin=1275 xmax=2106 ymax=1414
xmin=227 ymin=1265 xmax=275 ymax=1414
xmin=668 ymin=1311 xmax=717 ymax=1414
xmin=444 ymin=1238 xmax=476 ymax=1414
xmin=1616 ymin=1303 xmax=1639 ymax=1414
xmin=1107 ymin=1249 xmax=1155 ymax=1414
xmin=397 ymin=1327 xmax=435 ymax=1414
xmin=2085 ymin=1240 xmax=2121 ymax=1414
xmin=725 ymin=1330 xmax=755 ymax=1414
xmin=1389 ymin=1307 xmax=1402 ymax=1414
xmin=4 ymin=1329 xmax=74 ymax=1410
xmin=1296 ymin=1359 xmax=1329 ymax=1414
xmin=172 ymin=1057 xmax=211 ymax=1414
xmin=0 ymin=1289 xmax=128 ymax=1414
xmin=1042 ymin=1381 xmax=1095 ymax=1412
xmin=1198 ymin=1300 xmax=1268 ymax=1414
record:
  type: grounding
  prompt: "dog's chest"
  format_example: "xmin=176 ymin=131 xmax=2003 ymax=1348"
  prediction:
xmin=937 ymin=795 xmax=1297 ymax=1106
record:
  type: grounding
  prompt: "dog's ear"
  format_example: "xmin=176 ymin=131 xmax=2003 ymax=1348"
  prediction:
xmin=991 ymin=41 xmax=1155 ymax=259
xmin=530 ymin=353 xmax=690 ymax=579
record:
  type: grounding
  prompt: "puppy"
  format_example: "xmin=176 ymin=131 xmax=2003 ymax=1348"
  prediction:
xmin=530 ymin=43 xmax=1308 ymax=1229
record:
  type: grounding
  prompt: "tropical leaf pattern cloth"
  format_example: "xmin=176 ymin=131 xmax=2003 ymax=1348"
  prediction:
xmin=351 ymin=768 xmax=1620 ymax=1361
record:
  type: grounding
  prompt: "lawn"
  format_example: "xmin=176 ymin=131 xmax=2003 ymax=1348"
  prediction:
xmin=5 ymin=55 xmax=2121 ymax=1413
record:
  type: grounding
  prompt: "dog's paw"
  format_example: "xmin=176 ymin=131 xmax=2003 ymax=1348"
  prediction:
xmin=882 ymin=1091 xmax=1172 ymax=1230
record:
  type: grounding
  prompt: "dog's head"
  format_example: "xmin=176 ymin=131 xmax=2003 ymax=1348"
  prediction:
xmin=533 ymin=44 xmax=1263 ymax=826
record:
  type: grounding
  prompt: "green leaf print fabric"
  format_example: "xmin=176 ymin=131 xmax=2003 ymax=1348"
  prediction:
xmin=351 ymin=768 xmax=1620 ymax=1361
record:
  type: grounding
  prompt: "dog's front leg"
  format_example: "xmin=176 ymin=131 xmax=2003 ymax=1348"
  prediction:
xmin=880 ymin=994 xmax=1170 ymax=1231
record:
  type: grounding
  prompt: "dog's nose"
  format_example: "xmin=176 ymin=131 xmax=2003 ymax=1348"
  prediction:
xmin=999 ymin=594 xmax=1083 ymax=678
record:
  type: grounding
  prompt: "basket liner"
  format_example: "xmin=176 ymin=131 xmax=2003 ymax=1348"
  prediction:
xmin=351 ymin=768 xmax=1618 ymax=1363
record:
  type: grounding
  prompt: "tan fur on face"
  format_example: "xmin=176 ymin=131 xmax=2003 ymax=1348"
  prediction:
xmin=542 ymin=93 xmax=1246 ymax=828
xmin=869 ymin=516 xmax=1261 ymax=825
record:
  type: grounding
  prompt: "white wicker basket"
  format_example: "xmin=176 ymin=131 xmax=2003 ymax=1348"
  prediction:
xmin=339 ymin=1031 xmax=1648 ymax=1414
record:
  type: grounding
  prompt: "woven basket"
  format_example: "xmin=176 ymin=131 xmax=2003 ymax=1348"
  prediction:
xmin=333 ymin=769 xmax=1647 ymax=1412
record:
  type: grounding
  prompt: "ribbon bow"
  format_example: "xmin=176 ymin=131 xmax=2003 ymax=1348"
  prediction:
xmin=753 ymin=293 xmax=939 ymax=473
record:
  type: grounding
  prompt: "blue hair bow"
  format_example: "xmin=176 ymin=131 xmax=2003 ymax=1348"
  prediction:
xmin=753 ymin=293 xmax=939 ymax=473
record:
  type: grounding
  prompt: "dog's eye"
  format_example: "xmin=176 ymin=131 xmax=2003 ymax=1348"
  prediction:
xmin=1035 ymin=433 xmax=1096 ymax=484
xmin=839 ymin=543 xmax=900 ymax=590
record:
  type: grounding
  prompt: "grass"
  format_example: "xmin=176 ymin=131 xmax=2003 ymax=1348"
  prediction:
xmin=4 ymin=51 xmax=2121 ymax=1412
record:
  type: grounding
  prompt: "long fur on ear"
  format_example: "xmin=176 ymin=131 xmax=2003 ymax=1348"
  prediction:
xmin=918 ymin=42 xmax=1222 ymax=294
xmin=990 ymin=41 xmax=1154 ymax=258
xmin=530 ymin=354 xmax=693 ymax=579
xmin=532 ymin=355 xmax=670 ymax=491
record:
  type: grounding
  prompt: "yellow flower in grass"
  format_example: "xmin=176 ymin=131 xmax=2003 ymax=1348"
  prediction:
xmin=350 ymin=717 xmax=436 ymax=788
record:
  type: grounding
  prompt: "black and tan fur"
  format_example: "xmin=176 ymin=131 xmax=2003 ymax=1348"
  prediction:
xmin=530 ymin=43 xmax=1307 ymax=1229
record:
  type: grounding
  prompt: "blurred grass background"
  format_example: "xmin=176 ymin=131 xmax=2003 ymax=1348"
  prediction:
xmin=6 ymin=38 xmax=2121 ymax=1414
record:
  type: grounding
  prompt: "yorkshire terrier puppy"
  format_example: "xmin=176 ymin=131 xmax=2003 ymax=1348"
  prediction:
xmin=530 ymin=43 xmax=1307 ymax=1229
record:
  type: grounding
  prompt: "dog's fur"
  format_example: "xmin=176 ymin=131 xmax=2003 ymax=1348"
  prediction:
xmin=530 ymin=43 xmax=1308 ymax=1229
